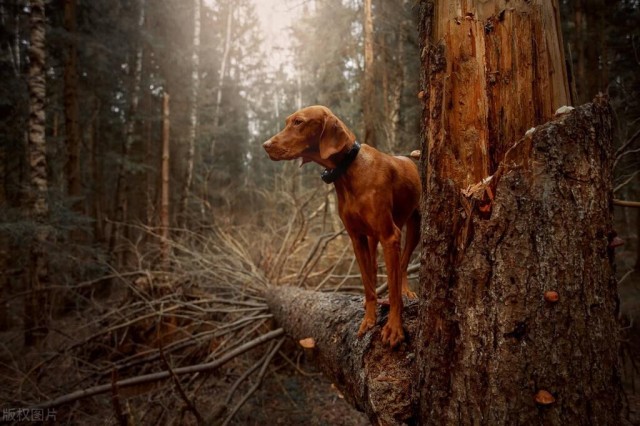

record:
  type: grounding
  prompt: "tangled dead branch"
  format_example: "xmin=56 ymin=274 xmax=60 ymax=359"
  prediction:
xmin=4 ymin=184 xmax=418 ymax=423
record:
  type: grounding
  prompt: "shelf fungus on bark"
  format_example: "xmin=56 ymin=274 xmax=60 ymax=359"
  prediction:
xmin=534 ymin=390 xmax=556 ymax=405
xmin=608 ymin=236 xmax=624 ymax=249
xmin=544 ymin=291 xmax=559 ymax=303
xmin=299 ymin=337 xmax=316 ymax=349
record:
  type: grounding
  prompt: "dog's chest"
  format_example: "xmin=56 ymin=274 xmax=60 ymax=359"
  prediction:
xmin=336 ymin=192 xmax=376 ymax=235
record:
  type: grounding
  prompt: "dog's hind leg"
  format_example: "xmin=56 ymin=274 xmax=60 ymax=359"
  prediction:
xmin=400 ymin=210 xmax=420 ymax=299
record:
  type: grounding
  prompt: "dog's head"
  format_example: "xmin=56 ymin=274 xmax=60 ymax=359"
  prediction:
xmin=262 ymin=105 xmax=355 ymax=168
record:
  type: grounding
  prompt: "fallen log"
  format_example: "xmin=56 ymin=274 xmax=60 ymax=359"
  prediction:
xmin=266 ymin=286 xmax=418 ymax=425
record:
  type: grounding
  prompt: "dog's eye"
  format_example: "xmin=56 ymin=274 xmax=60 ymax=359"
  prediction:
xmin=293 ymin=119 xmax=303 ymax=126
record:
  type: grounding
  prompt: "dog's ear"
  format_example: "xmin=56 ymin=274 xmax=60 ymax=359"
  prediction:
xmin=319 ymin=114 xmax=354 ymax=160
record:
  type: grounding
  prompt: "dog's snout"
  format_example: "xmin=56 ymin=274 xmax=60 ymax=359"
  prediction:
xmin=263 ymin=138 xmax=280 ymax=160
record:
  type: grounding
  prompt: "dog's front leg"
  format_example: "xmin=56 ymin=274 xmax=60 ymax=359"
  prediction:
xmin=349 ymin=234 xmax=377 ymax=336
xmin=380 ymin=226 xmax=404 ymax=347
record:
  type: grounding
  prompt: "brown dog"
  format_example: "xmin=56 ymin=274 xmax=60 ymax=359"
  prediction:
xmin=263 ymin=105 xmax=421 ymax=347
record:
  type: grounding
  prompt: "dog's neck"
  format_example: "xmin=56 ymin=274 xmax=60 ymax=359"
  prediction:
xmin=320 ymin=141 xmax=361 ymax=184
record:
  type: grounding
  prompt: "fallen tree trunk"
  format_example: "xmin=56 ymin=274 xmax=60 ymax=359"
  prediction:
xmin=266 ymin=287 xmax=418 ymax=425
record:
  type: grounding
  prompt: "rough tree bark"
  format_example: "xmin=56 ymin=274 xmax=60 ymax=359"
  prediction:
xmin=266 ymin=287 xmax=417 ymax=425
xmin=265 ymin=0 xmax=622 ymax=424
xmin=422 ymin=0 xmax=570 ymax=182
xmin=416 ymin=1 xmax=620 ymax=424
xmin=417 ymin=98 xmax=622 ymax=423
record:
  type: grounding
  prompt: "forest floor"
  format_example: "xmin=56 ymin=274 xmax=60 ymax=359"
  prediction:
xmin=0 ymin=279 xmax=369 ymax=425
xmin=1 ymin=252 xmax=639 ymax=424
xmin=231 ymin=361 xmax=368 ymax=425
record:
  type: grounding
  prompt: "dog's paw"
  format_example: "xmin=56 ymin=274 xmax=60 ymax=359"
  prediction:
xmin=357 ymin=317 xmax=376 ymax=337
xmin=381 ymin=322 xmax=405 ymax=347
xmin=403 ymin=289 xmax=418 ymax=300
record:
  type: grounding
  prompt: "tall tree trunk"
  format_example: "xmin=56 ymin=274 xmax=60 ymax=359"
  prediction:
xmin=63 ymin=0 xmax=82 ymax=239
xmin=2 ymin=0 xmax=22 ymax=76
xmin=109 ymin=0 xmax=146 ymax=263
xmin=572 ymin=0 xmax=607 ymax=104
xmin=203 ymin=1 xmax=233 ymax=219
xmin=422 ymin=0 xmax=570 ymax=178
xmin=362 ymin=0 xmax=376 ymax=147
xmin=25 ymin=0 xmax=49 ymax=347
xmin=89 ymin=96 xmax=104 ymax=243
xmin=378 ymin=0 xmax=405 ymax=153
xmin=210 ymin=1 xmax=233 ymax=158
xmin=145 ymin=120 xmax=154 ymax=228
xmin=635 ymin=175 xmax=640 ymax=272
xmin=0 ymin=113 xmax=6 ymax=331
xmin=160 ymin=93 xmax=170 ymax=270
xmin=179 ymin=0 xmax=201 ymax=227
xmin=415 ymin=0 xmax=619 ymax=423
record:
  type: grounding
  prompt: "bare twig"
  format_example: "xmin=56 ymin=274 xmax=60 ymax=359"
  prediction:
xmin=32 ymin=328 xmax=285 ymax=410
xmin=159 ymin=343 xmax=204 ymax=424
xmin=277 ymin=349 xmax=323 ymax=377
xmin=110 ymin=370 xmax=128 ymax=426
xmin=618 ymin=269 xmax=635 ymax=285
xmin=614 ymin=170 xmax=640 ymax=193
xmin=613 ymin=126 xmax=640 ymax=168
xmin=296 ymin=230 xmax=345 ymax=286
xmin=614 ymin=199 xmax=640 ymax=208
xmin=221 ymin=337 xmax=285 ymax=426
xmin=224 ymin=340 xmax=276 ymax=407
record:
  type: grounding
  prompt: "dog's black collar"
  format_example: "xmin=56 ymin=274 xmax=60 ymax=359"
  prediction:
xmin=321 ymin=141 xmax=361 ymax=184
